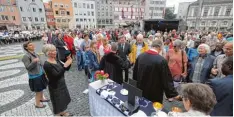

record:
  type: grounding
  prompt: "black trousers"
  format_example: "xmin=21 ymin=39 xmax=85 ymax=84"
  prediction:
xmin=123 ymin=68 xmax=129 ymax=82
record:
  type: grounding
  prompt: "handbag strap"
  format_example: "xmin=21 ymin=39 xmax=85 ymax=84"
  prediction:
xmin=181 ymin=50 xmax=184 ymax=73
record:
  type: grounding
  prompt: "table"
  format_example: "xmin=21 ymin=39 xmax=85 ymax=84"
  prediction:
xmin=89 ymin=79 xmax=125 ymax=116
xmin=89 ymin=80 xmax=167 ymax=116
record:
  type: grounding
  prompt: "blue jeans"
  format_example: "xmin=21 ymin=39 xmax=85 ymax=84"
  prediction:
xmin=76 ymin=50 xmax=83 ymax=71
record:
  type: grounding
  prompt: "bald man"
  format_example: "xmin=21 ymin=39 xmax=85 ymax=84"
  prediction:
xmin=129 ymin=34 xmax=149 ymax=64
xmin=211 ymin=42 xmax=233 ymax=78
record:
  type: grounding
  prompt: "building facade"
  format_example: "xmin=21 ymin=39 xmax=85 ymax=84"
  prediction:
xmin=187 ymin=0 xmax=233 ymax=31
xmin=72 ymin=0 xmax=96 ymax=29
xmin=44 ymin=2 xmax=56 ymax=29
xmin=113 ymin=0 xmax=145 ymax=29
xmin=0 ymin=0 xmax=21 ymax=30
xmin=51 ymin=0 xmax=73 ymax=29
xmin=177 ymin=2 xmax=192 ymax=21
xmin=16 ymin=0 xmax=47 ymax=30
xmin=95 ymin=0 xmax=114 ymax=28
xmin=166 ymin=6 xmax=175 ymax=14
xmin=144 ymin=0 xmax=166 ymax=19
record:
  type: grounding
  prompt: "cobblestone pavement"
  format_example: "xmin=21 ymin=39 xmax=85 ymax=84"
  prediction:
xmin=0 ymin=42 xmax=184 ymax=116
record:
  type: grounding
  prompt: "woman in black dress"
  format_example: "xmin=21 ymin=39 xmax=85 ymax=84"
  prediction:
xmin=22 ymin=41 xmax=49 ymax=108
xmin=42 ymin=44 xmax=73 ymax=116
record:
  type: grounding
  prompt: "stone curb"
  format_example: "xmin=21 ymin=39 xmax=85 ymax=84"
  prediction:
xmin=0 ymin=53 xmax=44 ymax=61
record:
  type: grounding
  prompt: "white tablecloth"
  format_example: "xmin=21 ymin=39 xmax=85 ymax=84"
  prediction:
xmin=89 ymin=79 xmax=125 ymax=116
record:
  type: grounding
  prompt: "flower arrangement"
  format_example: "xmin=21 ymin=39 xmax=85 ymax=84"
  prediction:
xmin=95 ymin=70 xmax=109 ymax=80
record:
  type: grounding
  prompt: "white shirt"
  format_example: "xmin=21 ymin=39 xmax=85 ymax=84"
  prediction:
xmin=187 ymin=39 xmax=194 ymax=48
xmin=74 ymin=37 xmax=84 ymax=51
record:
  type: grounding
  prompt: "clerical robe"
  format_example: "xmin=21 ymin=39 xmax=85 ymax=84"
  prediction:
xmin=133 ymin=49 xmax=178 ymax=103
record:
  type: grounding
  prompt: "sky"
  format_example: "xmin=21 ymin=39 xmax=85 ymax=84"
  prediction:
xmin=43 ymin=0 xmax=197 ymax=14
xmin=166 ymin=0 xmax=197 ymax=14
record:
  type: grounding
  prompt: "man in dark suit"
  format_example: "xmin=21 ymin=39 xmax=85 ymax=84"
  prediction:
xmin=207 ymin=56 xmax=233 ymax=116
xmin=117 ymin=35 xmax=131 ymax=82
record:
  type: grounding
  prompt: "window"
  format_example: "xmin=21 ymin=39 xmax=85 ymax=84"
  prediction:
xmin=203 ymin=7 xmax=209 ymax=17
xmin=114 ymin=15 xmax=118 ymax=19
xmin=74 ymin=3 xmax=77 ymax=8
xmin=98 ymin=19 xmax=101 ymax=24
xmin=98 ymin=12 xmax=100 ymax=16
xmin=62 ymin=19 xmax=66 ymax=22
xmin=10 ymin=7 xmax=14 ymax=12
xmin=32 ymin=0 xmax=35 ymax=2
xmin=201 ymin=21 xmax=205 ymax=25
xmin=61 ymin=10 xmax=65 ymax=15
xmin=93 ymin=19 xmax=95 ymax=22
xmin=4 ymin=15 xmax=8 ymax=20
xmin=39 ymin=8 xmax=42 ymax=13
xmin=101 ymin=12 xmax=104 ymax=16
xmin=115 ymin=8 xmax=118 ymax=11
xmin=214 ymin=6 xmax=220 ymax=16
xmin=225 ymin=6 xmax=232 ymax=16
xmin=65 ymin=5 xmax=68 ymax=8
xmin=41 ymin=18 xmax=44 ymax=22
xmin=60 ymin=4 xmax=64 ymax=7
xmin=1 ymin=15 xmax=5 ymax=20
xmin=57 ymin=19 xmax=60 ymax=22
xmin=102 ymin=19 xmax=105 ymax=24
xmin=194 ymin=7 xmax=199 ymax=16
xmin=54 ymin=4 xmax=58 ymax=7
xmin=212 ymin=21 xmax=216 ymax=25
xmin=76 ymin=18 xmax=79 ymax=22
xmin=80 ymin=19 xmax=83 ymax=22
xmin=55 ymin=11 xmax=58 ymax=15
xmin=91 ymin=4 xmax=94 ymax=9
xmin=79 ymin=11 xmax=82 ymax=15
xmin=78 ymin=3 xmax=81 ymax=8
xmin=67 ymin=11 xmax=70 ymax=15
xmin=223 ymin=21 xmax=228 ymax=25
xmin=149 ymin=7 xmax=154 ymax=10
xmin=20 ymin=7 xmax=23 ymax=11
xmin=12 ymin=16 xmax=16 ymax=20
xmin=87 ymin=11 xmax=90 ymax=16
xmin=35 ymin=17 xmax=38 ymax=22
xmin=110 ymin=19 xmax=112 ymax=24
xmin=88 ymin=19 xmax=91 ymax=22
xmin=106 ymin=12 xmax=108 ymax=16
xmin=91 ymin=11 xmax=94 ymax=16
xmin=84 ymin=12 xmax=86 ymax=16
xmin=83 ymin=3 xmax=86 ymax=8
xmin=87 ymin=4 xmax=90 ymax=9
xmin=68 ymin=19 xmax=70 ymax=22
xmin=22 ymin=17 xmax=26 ymax=21
xmin=33 ymin=8 xmax=36 ymax=12
xmin=84 ymin=18 xmax=87 ymax=22
xmin=28 ymin=17 xmax=32 ymax=21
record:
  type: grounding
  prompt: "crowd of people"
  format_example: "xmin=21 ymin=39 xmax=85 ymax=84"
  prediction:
xmin=21 ymin=28 xmax=233 ymax=116
xmin=0 ymin=30 xmax=43 ymax=45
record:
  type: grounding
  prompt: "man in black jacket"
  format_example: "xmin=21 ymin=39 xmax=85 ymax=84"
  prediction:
xmin=117 ymin=35 xmax=131 ymax=82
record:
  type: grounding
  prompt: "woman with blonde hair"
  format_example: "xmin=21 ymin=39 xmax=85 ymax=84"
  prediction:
xmin=99 ymin=38 xmax=111 ymax=58
xmin=42 ymin=44 xmax=72 ymax=116
xmin=84 ymin=41 xmax=100 ymax=82
xmin=96 ymin=33 xmax=103 ymax=49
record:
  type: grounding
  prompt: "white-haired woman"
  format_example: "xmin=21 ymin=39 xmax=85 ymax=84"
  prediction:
xmin=188 ymin=44 xmax=215 ymax=83
xmin=42 ymin=44 xmax=72 ymax=116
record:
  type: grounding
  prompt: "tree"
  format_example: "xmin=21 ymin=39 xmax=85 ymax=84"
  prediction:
xmin=164 ymin=8 xmax=176 ymax=19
